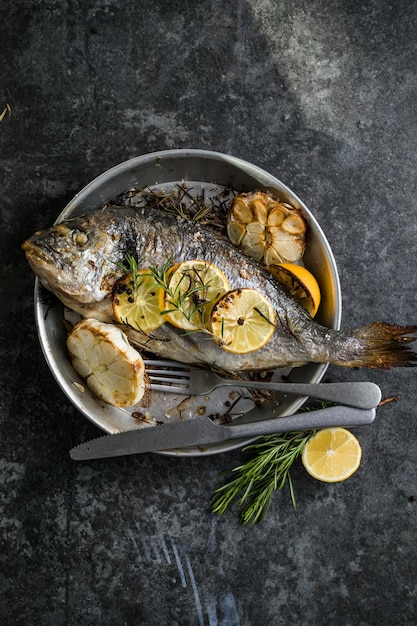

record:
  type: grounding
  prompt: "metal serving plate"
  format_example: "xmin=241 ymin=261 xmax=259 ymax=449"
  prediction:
xmin=34 ymin=149 xmax=342 ymax=456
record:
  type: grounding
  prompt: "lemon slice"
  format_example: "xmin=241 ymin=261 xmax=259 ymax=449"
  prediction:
xmin=210 ymin=288 xmax=276 ymax=353
xmin=112 ymin=269 xmax=165 ymax=334
xmin=163 ymin=260 xmax=230 ymax=331
xmin=301 ymin=427 xmax=362 ymax=483
xmin=266 ymin=263 xmax=321 ymax=317
xmin=67 ymin=318 xmax=146 ymax=407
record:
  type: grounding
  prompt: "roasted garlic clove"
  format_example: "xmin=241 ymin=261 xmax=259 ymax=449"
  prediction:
xmin=227 ymin=190 xmax=307 ymax=265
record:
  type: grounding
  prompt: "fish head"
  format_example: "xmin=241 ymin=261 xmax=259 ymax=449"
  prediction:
xmin=22 ymin=212 xmax=126 ymax=305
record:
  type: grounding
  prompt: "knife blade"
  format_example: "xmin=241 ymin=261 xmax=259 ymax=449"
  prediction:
xmin=70 ymin=405 xmax=377 ymax=460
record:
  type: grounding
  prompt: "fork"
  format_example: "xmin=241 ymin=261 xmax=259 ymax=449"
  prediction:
xmin=143 ymin=359 xmax=382 ymax=409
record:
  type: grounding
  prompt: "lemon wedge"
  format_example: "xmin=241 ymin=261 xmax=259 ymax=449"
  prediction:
xmin=267 ymin=263 xmax=321 ymax=317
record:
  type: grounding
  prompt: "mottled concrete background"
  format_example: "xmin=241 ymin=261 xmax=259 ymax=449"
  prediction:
xmin=1 ymin=1 xmax=417 ymax=624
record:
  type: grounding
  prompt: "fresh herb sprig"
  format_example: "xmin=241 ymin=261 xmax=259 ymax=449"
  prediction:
xmin=106 ymin=183 xmax=235 ymax=232
xmin=115 ymin=254 xmax=217 ymax=335
xmin=212 ymin=425 xmax=318 ymax=525
xmin=146 ymin=185 xmax=213 ymax=222
xmin=148 ymin=259 xmax=218 ymax=336
xmin=114 ymin=253 xmax=144 ymax=295
xmin=115 ymin=252 xmax=140 ymax=277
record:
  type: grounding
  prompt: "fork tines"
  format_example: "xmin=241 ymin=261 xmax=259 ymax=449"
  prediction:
xmin=143 ymin=359 xmax=192 ymax=392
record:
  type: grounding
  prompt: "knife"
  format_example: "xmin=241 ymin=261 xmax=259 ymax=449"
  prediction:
xmin=70 ymin=405 xmax=377 ymax=460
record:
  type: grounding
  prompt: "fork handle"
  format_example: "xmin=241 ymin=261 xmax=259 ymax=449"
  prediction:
xmin=224 ymin=380 xmax=381 ymax=410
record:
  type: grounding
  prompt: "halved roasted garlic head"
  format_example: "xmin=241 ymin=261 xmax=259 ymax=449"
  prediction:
xmin=226 ymin=190 xmax=307 ymax=265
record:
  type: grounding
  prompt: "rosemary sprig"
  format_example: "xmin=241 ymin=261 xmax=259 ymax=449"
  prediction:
xmin=147 ymin=258 xmax=176 ymax=306
xmin=115 ymin=252 xmax=140 ymax=277
xmin=141 ymin=184 xmax=219 ymax=225
xmin=106 ymin=183 xmax=235 ymax=232
xmin=148 ymin=260 xmax=217 ymax=335
xmin=212 ymin=419 xmax=320 ymax=525
xmin=114 ymin=253 xmax=145 ymax=295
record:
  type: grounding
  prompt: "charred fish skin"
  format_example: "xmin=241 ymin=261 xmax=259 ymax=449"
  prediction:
xmin=22 ymin=206 xmax=328 ymax=368
xmin=23 ymin=205 xmax=309 ymax=314
xmin=22 ymin=212 xmax=129 ymax=305
xmin=22 ymin=206 xmax=417 ymax=371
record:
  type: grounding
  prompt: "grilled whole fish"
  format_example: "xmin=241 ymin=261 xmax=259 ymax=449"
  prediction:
xmin=23 ymin=206 xmax=417 ymax=371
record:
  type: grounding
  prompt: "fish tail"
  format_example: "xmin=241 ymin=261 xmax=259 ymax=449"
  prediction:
xmin=343 ymin=322 xmax=417 ymax=369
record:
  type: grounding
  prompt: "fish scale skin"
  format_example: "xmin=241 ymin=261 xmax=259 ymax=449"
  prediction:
xmin=23 ymin=206 xmax=417 ymax=371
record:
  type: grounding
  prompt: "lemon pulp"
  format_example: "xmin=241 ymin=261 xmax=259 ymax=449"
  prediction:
xmin=162 ymin=260 xmax=230 ymax=331
xmin=112 ymin=269 xmax=165 ymax=334
xmin=301 ymin=427 xmax=362 ymax=483
xmin=210 ymin=287 xmax=276 ymax=354
xmin=267 ymin=263 xmax=321 ymax=317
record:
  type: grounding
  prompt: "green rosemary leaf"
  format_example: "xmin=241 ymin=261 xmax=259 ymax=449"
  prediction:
xmin=148 ymin=260 xmax=221 ymax=339
xmin=212 ymin=425 xmax=319 ymax=525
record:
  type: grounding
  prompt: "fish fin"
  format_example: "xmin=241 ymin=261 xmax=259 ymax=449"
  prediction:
xmin=347 ymin=322 xmax=417 ymax=369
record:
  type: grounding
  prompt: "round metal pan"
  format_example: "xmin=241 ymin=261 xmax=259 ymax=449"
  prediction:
xmin=34 ymin=149 xmax=342 ymax=456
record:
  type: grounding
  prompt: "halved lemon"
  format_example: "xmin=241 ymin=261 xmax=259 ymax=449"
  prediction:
xmin=301 ymin=427 xmax=362 ymax=483
xmin=112 ymin=269 xmax=165 ymax=335
xmin=266 ymin=263 xmax=321 ymax=317
xmin=163 ymin=260 xmax=230 ymax=331
xmin=210 ymin=288 xmax=276 ymax=353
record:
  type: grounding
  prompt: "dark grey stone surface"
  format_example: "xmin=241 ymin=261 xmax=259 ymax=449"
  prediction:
xmin=1 ymin=0 xmax=416 ymax=624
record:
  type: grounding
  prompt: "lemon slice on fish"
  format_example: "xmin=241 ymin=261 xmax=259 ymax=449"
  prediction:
xmin=163 ymin=260 xmax=230 ymax=331
xmin=67 ymin=318 xmax=147 ymax=407
xmin=112 ymin=269 xmax=165 ymax=335
xmin=301 ymin=428 xmax=362 ymax=483
xmin=267 ymin=263 xmax=321 ymax=317
xmin=210 ymin=288 xmax=276 ymax=353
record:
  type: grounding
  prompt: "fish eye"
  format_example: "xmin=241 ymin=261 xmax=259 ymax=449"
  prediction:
xmin=72 ymin=229 xmax=89 ymax=247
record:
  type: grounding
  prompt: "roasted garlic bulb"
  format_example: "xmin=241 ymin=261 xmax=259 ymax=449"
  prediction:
xmin=226 ymin=190 xmax=307 ymax=265
xmin=67 ymin=318 xmax=147 ymax=407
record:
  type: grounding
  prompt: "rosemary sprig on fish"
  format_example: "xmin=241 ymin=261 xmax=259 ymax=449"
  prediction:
xmin=106 ymin=183 xmax=235 ymax=232
xmin=22 ymin=204 xmax=417 ymax=371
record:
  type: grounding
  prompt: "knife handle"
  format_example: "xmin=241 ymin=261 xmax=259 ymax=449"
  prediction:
xmin=226 ymin=405 xmax=376 ymax=439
